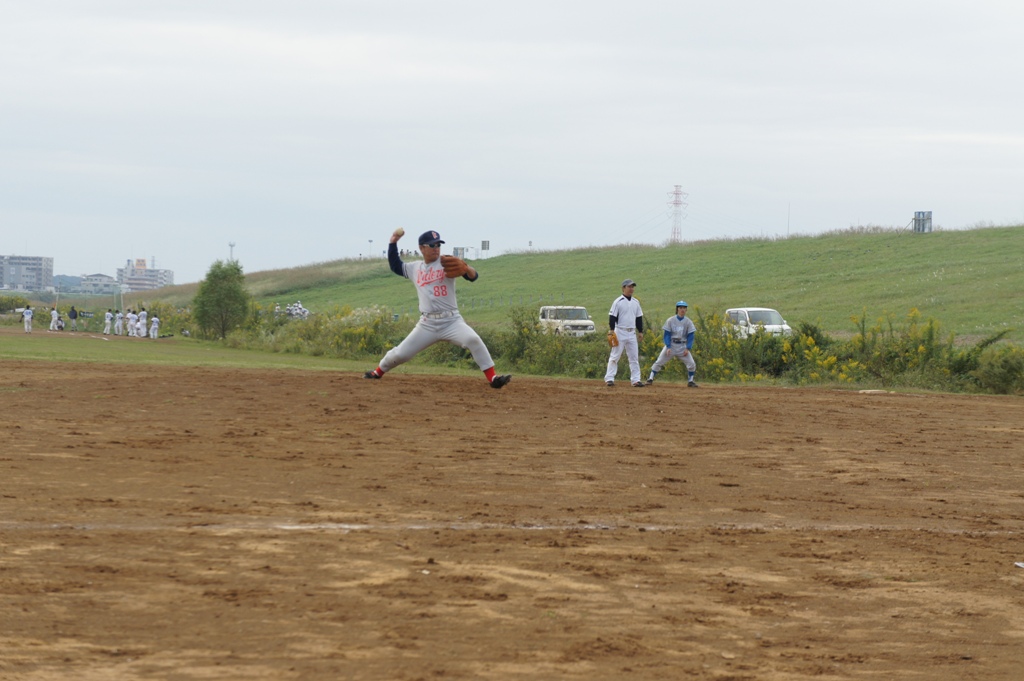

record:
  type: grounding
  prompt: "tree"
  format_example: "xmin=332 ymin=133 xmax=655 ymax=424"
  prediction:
xmin=192 ymin=260 xmax=251 ymax=339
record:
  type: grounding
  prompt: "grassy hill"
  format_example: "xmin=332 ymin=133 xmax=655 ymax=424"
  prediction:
xmin=74 ymin=225 xmax=1024 ymax=343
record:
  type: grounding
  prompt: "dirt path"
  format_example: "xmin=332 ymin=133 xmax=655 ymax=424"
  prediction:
xmin=2 ymin=357 xmax=1023 ymax=680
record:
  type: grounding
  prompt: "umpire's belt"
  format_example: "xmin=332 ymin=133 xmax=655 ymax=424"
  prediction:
xmin=618 ymin=327 xmax=635 ymax=332
xmin=422 ymin=310 xmax=457 ymax=319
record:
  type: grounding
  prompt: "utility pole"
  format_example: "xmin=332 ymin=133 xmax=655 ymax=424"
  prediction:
xmin=667 ymin=185 xmax=688 ymax=244
xmin=229 ymin=242 xmax=236 ymax=261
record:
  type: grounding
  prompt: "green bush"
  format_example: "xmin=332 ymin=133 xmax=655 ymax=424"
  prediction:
xmin=0 ymin=294 xmax=31 ymax=314
xmin=204 ymin=296 xmax=1022 ymax=395
xmin=491 ymin=306 xmax=541 ymax=364
xmin=972 ymin=345 xmax=1024 ymax=395
xmin=144 ymin=301 xmax=193 ymax=338
xmin=684 ymin=310 xmax=789 ymax=382
xmin=231 ymin=305 xmax=413 ymax=359
xmin=490 ymin=306 xmax=608 ymax=378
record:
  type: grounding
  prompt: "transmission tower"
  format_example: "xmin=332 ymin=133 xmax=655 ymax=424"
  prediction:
xmin=667 ymin=185 xmax=688 ymax=243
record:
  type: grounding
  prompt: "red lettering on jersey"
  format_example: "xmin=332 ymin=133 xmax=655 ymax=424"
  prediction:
xmin=416 ymin=268 xmax=446 ymax=287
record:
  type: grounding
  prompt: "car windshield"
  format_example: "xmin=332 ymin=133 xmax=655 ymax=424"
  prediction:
xmin=748 ymin=310 xmax=785 ymax=325
xmin=554 ymin=309 xmax=588 ymax=320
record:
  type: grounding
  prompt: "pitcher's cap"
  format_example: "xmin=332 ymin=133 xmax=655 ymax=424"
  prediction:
xmin=418 ymin=230 xmax=445 ymax=246
xmin=676 ymin=300 xmax=688 ymax=307
xmin=621 ymin=279 xmax=636 ymax=287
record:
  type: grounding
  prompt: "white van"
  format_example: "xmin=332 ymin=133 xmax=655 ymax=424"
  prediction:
xmin=539 ymin=306 xmax=596 ymax=337
xmin=726 ymin=307 xmax=793 ymax=338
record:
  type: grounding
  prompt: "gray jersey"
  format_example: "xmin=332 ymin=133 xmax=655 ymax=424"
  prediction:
xmin=401 ymin=259 xmax=461 ymax=315
xmin=663 ymin=314 xmax=696 ymax=348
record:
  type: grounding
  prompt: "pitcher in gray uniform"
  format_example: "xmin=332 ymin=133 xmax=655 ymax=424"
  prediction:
xmin=364 ymin=229 xmax=511 ymax=389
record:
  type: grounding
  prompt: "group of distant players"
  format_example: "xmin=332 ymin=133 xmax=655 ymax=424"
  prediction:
xmin=274 ymin=301 xmax=310 ymax=319
xmin=19 ymin=305 xmax=160 ymax=340
xmin=102 ymin=307 xmax=160 ymax=339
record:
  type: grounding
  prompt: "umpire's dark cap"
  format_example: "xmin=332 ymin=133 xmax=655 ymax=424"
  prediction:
xmin=621 ymin=279 xmax=637 ymax=287
xmin=419 ymin=230 xmax=445 ymax=246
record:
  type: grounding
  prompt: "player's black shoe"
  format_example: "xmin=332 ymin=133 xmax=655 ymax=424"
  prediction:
xmin=688 ymin=380 xmax=699 ymax=388
xmin=364 ymin=371 xmax=381 ymax=379
xmin=645 ymin=377 xmax=654 ymax=385
xmin=632 ymin=382 xmax=646 ymax=388
xmin=490 ymin=374 xmax=512 ymax=389
xmin=606 ymin=381 xmax=614 ymax=387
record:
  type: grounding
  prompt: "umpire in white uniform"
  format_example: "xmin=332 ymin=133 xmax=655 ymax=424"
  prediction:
xmin=605 ymin=279 xmax=646 ymax=387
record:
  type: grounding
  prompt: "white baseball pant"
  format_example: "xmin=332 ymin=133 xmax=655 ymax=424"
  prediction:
xmin=604 ymin=327 xmax=641 ymax=384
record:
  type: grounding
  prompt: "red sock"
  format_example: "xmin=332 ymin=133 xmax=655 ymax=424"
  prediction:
xmin=373 ymin=367 xmax=383 ymax=377
xmin=484 ymin=367 xmax=496 ymax=383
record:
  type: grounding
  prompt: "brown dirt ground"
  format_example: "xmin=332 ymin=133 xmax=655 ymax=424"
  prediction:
xmin=2 ymin=347 xmax=1024 ymax=680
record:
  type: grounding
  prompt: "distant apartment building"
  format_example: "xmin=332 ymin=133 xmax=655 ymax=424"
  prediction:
xmin=80 ymin=273 xmax=121 ymax=295
xmin=117 ymin=258 xmax=174 ymax=292
xmin=0 ymin=255 xmax=55 ymax=292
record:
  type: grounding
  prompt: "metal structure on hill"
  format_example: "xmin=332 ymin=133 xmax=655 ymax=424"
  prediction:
xmin=668 ymin=185 xmax=688 ymax=243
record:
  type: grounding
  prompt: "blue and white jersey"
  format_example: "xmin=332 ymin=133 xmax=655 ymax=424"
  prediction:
xmin=663 ymin=314 xmax=696 ymax=348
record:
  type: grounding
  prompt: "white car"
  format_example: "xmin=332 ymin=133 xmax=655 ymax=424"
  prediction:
xmin=539 ymin=306 xmax=596 ymax=337
xmin=726 ymin=307 xmax=793 ymax=338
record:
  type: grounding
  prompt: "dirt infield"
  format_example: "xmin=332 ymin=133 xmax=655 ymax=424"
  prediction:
xmin=2 ymin=357 xmax=1023 ymax=680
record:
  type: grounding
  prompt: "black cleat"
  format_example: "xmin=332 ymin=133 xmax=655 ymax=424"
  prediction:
xmin=688 ymin=380 xmax=699 ymax=388
xmin=606 ymin=381 xmax=615 ymax=387
xmin=364 ymin=371 xmax=381 ymax=379
xmin=645 ymin=377 xmax=654 ymax=386
xmin=490 ymin=374 xmax=512 ymax=389
xmin=632 ymin=382 xmax=646 ymax=388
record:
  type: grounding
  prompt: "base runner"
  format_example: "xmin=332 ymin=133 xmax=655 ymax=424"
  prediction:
xmin=646 ymin=300 xmax=698 ymax=387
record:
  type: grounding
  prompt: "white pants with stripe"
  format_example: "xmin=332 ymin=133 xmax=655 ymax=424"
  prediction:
xmin=379 ymin=315 xmax=494 ymax=374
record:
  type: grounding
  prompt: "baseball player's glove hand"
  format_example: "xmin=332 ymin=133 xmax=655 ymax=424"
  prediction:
xmin=440 ymin=255 xmax=470 ymax=278
xmin=607 ymin=331 xmax=619 ymax=348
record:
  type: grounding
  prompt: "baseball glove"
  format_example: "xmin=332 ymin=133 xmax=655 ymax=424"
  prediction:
xmin=607 ymin=331 xmax=619 ymax=348
xmin=440 ymin=255 xmax=470 ymax=278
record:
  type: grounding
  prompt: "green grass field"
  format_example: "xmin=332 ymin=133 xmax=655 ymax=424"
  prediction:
xmin=24 ymin=225 xmax=1024 ymax=343
xmin=0 ymin=329 xmax=510 ymax=380
xmin=0 ymin=330 xmax=359 ymax=372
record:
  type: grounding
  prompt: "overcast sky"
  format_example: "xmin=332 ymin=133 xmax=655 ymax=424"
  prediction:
xmin=3 ymin=1 xmax=1022 ymax=284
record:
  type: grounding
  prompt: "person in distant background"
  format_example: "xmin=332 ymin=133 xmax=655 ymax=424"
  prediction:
xmin=22 ymin=305 xmax=33 ymax=333
xmin=114 ymin=310 xmax=124 ymax=335
xmin=103 ymin=309 xmax=113 ymax=335
xmin=149 ymin=314 xmax=160 ymax=339
xmin=49 ymin=306 xmax=60 ymax=331
xmin=68 ymin=306 xmax=79 ymax=331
